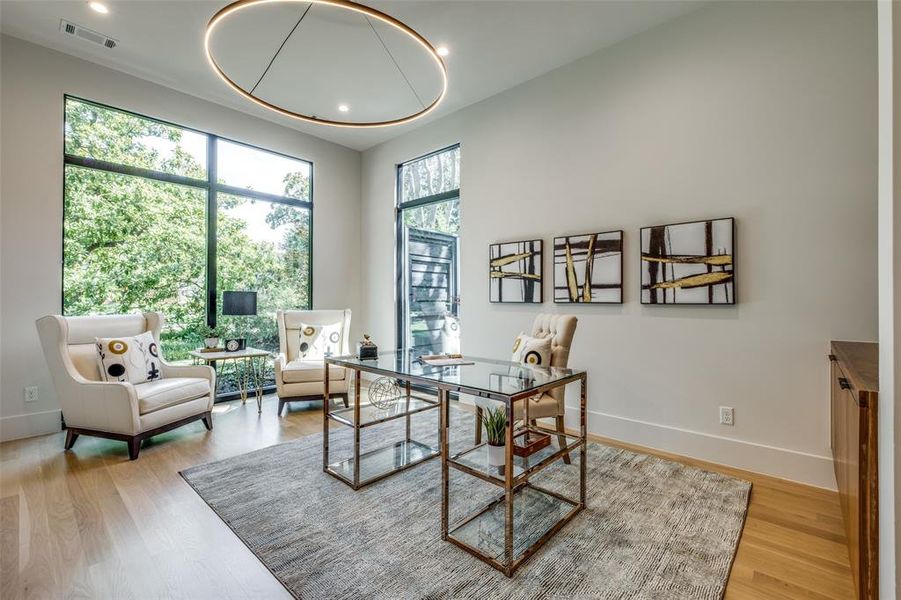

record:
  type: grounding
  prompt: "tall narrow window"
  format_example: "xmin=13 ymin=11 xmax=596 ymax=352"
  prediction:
xmin=396 ymin=145 xmax=461 ymax=355
xmin=63 ymin=97 xmax=312 ymax=397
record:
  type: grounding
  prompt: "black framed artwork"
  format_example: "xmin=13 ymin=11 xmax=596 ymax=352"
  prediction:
xmin=640 ymin=217 xmax=735 ymax=305
xmin=489 ymin=239 xmax=543 ymax=303
xmin=554 ymin=230 xmax=623 ymax=304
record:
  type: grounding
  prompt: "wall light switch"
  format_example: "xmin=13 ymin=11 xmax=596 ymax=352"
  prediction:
xmin=719 ymin=406 xmax=734 ymax=426
xmin=24 ymin=386 xmax=38 ymax=403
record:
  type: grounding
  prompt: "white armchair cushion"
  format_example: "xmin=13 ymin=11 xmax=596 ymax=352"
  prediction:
xmin=136 ymin=377 xmax=210 ymax=415
xmin=281 ymin=360 xmax=346 ymax=384
xmin=96 ymin=331 xmax=163 ymax=383
xmin=512 ymin=392 xmax=559 ymax=420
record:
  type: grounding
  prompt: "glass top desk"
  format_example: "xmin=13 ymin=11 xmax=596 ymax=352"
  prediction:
xmin=323 ymin=351 xmax=587 ymax=576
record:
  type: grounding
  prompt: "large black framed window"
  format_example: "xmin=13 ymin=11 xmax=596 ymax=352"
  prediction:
xmin=395 ymin=144 xmax=460 ymax=354
xmin=63 ymin=96 xmax=313 ymax=376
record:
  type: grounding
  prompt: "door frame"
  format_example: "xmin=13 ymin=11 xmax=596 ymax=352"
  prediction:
xmin=395 ymin=144 xmax=460 ymax=353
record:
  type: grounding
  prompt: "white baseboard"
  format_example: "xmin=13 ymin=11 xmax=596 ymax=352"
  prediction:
xmin=0 ymin=409 xmax=62 ymax=442
xmin=0 ymin=403 xmax=835 ymax=490
xmin=567 ymin=407 xmax=837 ymax=490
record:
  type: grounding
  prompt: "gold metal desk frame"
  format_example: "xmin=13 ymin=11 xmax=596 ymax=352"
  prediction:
xmin=323 ymin=354 xmax=587 ymax=576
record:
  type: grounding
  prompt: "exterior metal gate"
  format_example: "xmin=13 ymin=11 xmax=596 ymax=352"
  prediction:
xmin=406 ymin=228 xmax=458 ymax=354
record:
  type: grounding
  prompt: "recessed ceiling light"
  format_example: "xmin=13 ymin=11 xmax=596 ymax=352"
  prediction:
xmin=89 ymin=2 xmax=109 ymax=14
xmin=338 ymin=104 xmax=349 ymax=113
xmin=436 ymin=46 xmax=449 ymax=57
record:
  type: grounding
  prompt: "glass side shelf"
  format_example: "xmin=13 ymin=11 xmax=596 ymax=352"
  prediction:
xmin=448 ymin=485 xmax=579 ymax=562
xmin=328 ymin=397 xmax=439 ymax=428
xmin=327 ymin=439 xmax=439 ymax=487
xmin=449 ymin=434 xmax=582 ymax=486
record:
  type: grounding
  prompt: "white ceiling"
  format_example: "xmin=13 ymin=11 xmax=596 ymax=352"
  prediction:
xmin=0 ymin=0 xmax=702 ymax=151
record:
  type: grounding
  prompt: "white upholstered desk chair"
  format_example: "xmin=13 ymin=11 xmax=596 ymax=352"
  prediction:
xmin=475 ymin=313 xmax=578 ymax=463
xmin=275 ymin=309 xmax=352 ymax=416
xmin=36 ymin=312 xmax=215 ymax=460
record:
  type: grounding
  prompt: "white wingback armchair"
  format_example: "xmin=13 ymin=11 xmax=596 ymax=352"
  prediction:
xmin=275 ymin=309 xmax=351 ymax=416
xmin=36 ymin=312 xmax=215 ymax=460
xmin=475 ymin=313 xmax=578 ymax=463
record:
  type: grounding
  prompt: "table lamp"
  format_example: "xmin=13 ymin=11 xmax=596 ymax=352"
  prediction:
xmin=222 ymin=290 xmax=257 ymax=351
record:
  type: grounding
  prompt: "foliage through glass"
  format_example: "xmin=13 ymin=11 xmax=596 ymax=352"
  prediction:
xmin=63 ymin=97 xmax=312 ymax=394
xmin=399 ymin=145 xmax=460 ymax=204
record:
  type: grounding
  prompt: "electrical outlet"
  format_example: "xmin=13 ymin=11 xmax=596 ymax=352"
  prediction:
xmin=24 ymin=386 xmax=39 ymax=403
xmin=719 ymin=406 xmax=734 ymax=426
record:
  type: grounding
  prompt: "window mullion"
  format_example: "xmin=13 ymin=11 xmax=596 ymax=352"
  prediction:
xmin=64 ymin=154 xmax=208 ymax=189
xmin=207 ymin=137 xmax=218 ymax=329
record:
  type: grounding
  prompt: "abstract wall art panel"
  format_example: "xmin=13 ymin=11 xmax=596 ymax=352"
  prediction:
xmin=489 ymin=239 xmax=543 ymax=303
xmin=640 ymin=218 xmax=735 ymax=305
xmin=554 ymin=231 xmax=623 ymax=303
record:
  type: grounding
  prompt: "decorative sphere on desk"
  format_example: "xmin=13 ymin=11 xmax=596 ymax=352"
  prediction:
xmin=368 ymin=377 xmax=401 ymax=409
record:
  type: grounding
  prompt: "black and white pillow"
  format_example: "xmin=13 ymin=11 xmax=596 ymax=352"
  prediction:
xmin=511 ymin=332 xmax=552 ymax=367
xmin=96 ymin=331 xmax=163 ymax=384
xmin=298 ymin=323 xmax=342 ymax=359
xmin=441 ymin=315 xmax=461 ymax=354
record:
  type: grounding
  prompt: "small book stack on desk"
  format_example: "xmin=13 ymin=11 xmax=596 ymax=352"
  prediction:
xmin=418 ymin=354 xmax=475 ymax=366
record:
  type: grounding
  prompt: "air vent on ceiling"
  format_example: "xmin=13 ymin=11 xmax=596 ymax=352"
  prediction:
xmin=59 ymin=20 xmax=118 ymax=49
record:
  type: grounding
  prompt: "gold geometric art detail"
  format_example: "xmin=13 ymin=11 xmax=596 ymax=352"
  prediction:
xmin=489 ymin=252 xmax=534 ymax=268
xmin=649 ymin=271 xmax=733 ymax=290
xmin=490 ymin=271 xmax=541 ymax=280
xmin=641 ymin=254 xmax=732 ymax=266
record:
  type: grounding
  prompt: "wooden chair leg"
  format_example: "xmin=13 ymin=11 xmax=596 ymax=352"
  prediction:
xmin=475 ymin=406 xmax=483 ymax=445
xmin=64 ymin=429 xmax=79 ymax=450
xmin=556 ymin=415 xmax=571 ymax=464
xmin=342 ymin=393 xmax=349 ymax=408
xmin=127 ymin=438 xmax=141 ymax=460
xmin=201 ymin=412 xmax=213 ymax=431
xmin=278 ymin=398 xmax=286 ymax=417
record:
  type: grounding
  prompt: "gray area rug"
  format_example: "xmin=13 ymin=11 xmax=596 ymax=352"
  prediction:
xmin=181 ymin=407 xmax=750 ymax=599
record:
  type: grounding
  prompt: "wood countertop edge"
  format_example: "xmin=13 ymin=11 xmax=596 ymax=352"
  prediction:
xmin=831 ymin=340 xmax=878 ymax=393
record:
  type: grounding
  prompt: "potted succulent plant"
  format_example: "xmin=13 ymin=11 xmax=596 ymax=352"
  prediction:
xmin=481 ymin=406 xmax=508 ymax=467
xmin=201 ymin=325 xmax=225 ymax=349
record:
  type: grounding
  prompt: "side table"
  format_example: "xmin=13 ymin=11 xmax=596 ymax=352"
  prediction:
xmin=189 ymin=347 xmax=271 ymax=414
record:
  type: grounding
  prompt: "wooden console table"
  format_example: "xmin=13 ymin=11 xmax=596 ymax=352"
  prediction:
xmin=829 ymin=341 xmax=878 ymax=599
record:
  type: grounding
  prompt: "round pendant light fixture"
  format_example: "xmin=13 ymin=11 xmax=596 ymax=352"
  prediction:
xmin=204 ymin=0 xmax=448 ymax=128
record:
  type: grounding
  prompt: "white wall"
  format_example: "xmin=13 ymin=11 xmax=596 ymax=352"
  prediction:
xmin=361 ymin=1 xmax=877 ymax=488
xmin=0 ymin=35 xmax=362 ymax=441
xmin=879 ymin=1 xmax=899 ymax=596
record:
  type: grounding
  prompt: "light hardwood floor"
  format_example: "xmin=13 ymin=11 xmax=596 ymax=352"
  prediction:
xmin=1 ymin=394 xmax=854 ymax=599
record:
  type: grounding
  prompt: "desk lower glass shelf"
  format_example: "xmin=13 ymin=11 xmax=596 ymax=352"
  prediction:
xmin=326 ymin=439 xmax=438 ymax=488
xmin=323 ymin=390 xmax=441 ymax=489
xmin=448 ymin=484 xmax=580 ymax=566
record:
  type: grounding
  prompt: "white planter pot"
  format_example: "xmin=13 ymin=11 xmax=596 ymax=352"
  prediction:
xmin=487 ymin=443 xmax=506 ymax=467
xmin=204 ymin=337 xmax=220 ymax=349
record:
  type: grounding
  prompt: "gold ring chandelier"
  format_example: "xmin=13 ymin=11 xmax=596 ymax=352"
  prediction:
xmin=204 ymin=0 xmax=448 ymax=128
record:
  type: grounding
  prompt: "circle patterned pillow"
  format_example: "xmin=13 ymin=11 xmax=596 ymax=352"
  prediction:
xmin=95 ymin=331 xmax=163 ymax=383
xmin=510 ymin=332 xmax=552 ymax=367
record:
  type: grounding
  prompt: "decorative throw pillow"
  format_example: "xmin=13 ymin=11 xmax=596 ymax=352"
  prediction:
xmin=511 ymin=332 xmax=552 ymax=367
xmin=298 ymin=322 xmax=343 ymax=359
xmin=96 ymin=331 xmax=163 ymax=384
xmin=440 ymin=315 xmax=461 ymax=355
